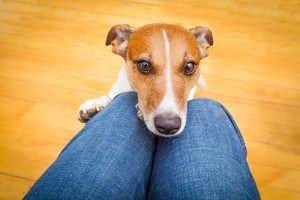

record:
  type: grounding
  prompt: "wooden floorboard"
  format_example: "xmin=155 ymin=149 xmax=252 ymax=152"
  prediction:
xmin=0 ymin=0 xmax=299 ymax=199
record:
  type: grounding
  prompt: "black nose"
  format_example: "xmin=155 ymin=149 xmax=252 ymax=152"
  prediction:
xmin=154 ymin=114 xmax=181 ymax=135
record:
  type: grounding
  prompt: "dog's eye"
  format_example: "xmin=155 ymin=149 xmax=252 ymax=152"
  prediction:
xmin=137 ymin=61 xmax=151 ymax=74
xmin=184 ymin=62 xmax=196 ymax=75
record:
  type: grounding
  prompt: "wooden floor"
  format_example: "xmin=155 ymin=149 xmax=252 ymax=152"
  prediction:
xmin=0 ymin=0 xmax=299 ymax=199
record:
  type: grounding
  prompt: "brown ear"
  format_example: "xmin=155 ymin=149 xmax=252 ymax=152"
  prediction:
xmin=189 ymin=27 xmax=213 ymax=59
xmin=105 ymin=24 xmax=135 ymax=58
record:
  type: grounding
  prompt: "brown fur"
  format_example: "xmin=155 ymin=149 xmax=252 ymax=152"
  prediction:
xmin=126 ymin=24 xmax=201 ymax=114
xmin=105 ymin=23 xmax=213 ymax=118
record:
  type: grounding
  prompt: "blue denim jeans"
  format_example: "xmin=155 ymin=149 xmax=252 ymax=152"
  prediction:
xmin=24 ymin=92 xmax=260 ymax=200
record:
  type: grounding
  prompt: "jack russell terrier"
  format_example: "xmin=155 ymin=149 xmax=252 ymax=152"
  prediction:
xmin=78 ymin=23 xmax=213 ymax=137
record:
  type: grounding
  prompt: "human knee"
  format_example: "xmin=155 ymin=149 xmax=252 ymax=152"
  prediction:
xmin=188 ymin=98 xmax=221 ymax=111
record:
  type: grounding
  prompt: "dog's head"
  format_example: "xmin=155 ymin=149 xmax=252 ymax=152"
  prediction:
xmin=106 ymin=23 xmax=213 ymax=137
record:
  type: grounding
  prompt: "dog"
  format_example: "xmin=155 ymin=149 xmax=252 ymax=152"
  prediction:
xmin=78 ymin=23 xmax=213 ymax=137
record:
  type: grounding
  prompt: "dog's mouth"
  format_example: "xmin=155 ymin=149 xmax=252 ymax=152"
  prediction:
xmin=135 ymin=104 xmax=185 ymax=137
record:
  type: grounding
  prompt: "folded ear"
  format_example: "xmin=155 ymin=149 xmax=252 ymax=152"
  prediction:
xmin=189 ymin=27 xmax=213 ymax=59
xmin=105 ymin=24 xmax=135 ymax=58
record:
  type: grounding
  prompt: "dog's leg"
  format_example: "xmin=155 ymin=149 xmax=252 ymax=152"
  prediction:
xmin=78 ymin=65 xmax=133 ymax=122
xmin=197 ymin=74 xmax=206 ymax=90
xmin=108 ymin=65 xmax=133 ymax=100
xmin=188 ymin=75 xmax=206 ymax=100
xmin=188 ymin=86 xmax=197 ymax=100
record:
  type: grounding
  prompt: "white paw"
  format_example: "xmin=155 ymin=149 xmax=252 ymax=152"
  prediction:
xmin=77 ymin=96 xmax=111 ymax=123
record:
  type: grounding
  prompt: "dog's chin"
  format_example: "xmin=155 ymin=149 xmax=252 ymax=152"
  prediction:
xmin=143 ymin=113 xmax=187 ymax=138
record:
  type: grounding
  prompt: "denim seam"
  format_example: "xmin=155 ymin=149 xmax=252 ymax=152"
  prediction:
xmin=218 ymin=103 xmax=248 ymax=156
xmin=146 ymin=136 xmax=158 ymax=198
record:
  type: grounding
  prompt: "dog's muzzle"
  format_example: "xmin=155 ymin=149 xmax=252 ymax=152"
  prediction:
xmin=135 ymin=104 xmax=181 ymax=135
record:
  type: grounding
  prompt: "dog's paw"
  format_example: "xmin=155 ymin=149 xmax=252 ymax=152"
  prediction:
xmin=77 ymin=96 xmax=111 ymax=123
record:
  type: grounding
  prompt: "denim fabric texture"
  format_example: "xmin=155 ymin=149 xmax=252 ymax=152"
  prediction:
xmin=24 ymin=92 xmax=260 ymax=200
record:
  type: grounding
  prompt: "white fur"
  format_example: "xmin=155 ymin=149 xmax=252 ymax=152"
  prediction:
xmin=188 ymin=86 xmax=197 ymax=100
xmin=78 ymin=65 xmax=133 ymax=121
xmin=188 ymin=75 xmax=206 ymax=101
xmin=143 ymin=29 xmax=184 ymax=137
xmin=109 ymin=65 xmax=133 ymax=99
xmin=157 ymin=29 xmax=179 ymax=115
xmin=197 ymin=74 xmax=207 ymax=90
xmin=77 ymin=95 xmax=111 ymax=120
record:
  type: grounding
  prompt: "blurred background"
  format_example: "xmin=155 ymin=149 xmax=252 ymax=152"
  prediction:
xmin=0 ymin=0 xmax=299 ymax=199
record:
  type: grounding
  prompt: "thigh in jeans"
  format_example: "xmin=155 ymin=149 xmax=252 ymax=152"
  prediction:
xmin=24 ymin=92 xmax=157 ymax=200
xmin=148 ymin=98 xmax=260 ymax=200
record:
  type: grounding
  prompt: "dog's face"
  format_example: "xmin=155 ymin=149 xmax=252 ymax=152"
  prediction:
xmin=106 ymin=23 xmax=213 ymax=137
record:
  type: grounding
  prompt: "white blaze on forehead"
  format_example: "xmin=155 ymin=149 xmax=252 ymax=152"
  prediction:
xmin=157 ymin=29 xmax=179 ymax=115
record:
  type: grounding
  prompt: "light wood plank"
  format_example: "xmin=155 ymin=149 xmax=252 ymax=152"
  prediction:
xmin=0 ymin=0 xmax=299 ymax=199
xmin=259 ymin=187 xmax=300 ymax=200
xmin=251 ymin=165 xmax=300 ymax=192
xmin=0 ymin=117 xmax=75 ymax=180
xmin=0 ymin=174 xmax=34 ymax=200
xmin=0 ymin=96 xmax=83 ymax=131
xmin=246 ymin=142 xmax=300 ymax=170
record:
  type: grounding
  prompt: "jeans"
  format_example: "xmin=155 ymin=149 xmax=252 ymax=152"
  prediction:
xmin=24 ymin=92 xmax=260 ymax=200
